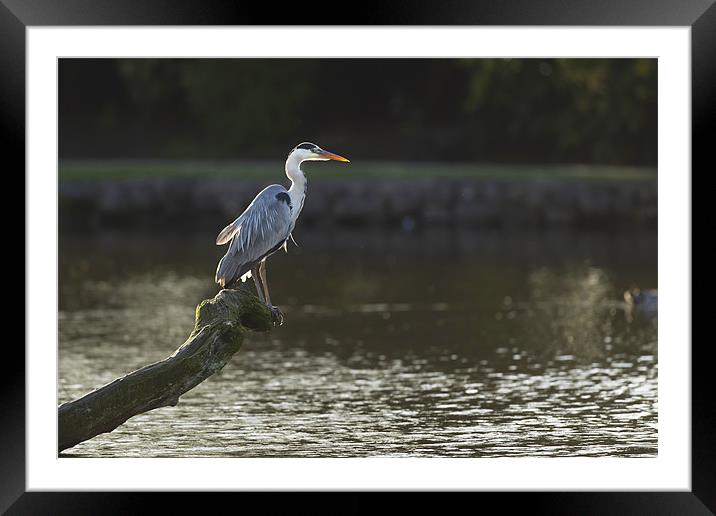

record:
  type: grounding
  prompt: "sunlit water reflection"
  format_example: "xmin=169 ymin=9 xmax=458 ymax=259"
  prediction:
xmin=59 ymin=229 xmax=657 ymax=457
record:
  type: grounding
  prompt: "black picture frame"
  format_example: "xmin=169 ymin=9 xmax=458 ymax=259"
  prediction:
xmin=5 ymin=0 xmax=710 ymax=513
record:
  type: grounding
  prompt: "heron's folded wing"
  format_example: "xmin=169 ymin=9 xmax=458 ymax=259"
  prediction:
xmin=215 ymin=186 xmax=293 ymax=287
xmin=216 ymin=217 xmax=242 ymax=245
xmin=224 ymin=185 xmax=293 ymax=257
xmin=233 ymin=186 xmax=293 ymax=259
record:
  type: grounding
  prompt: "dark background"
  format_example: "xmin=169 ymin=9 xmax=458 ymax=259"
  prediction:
xmin=59 ymin=58 xmax=657 ymax=166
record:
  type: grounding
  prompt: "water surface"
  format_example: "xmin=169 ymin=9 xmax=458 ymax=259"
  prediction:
xmin=59 ymin=228 xmax=657 ymax=457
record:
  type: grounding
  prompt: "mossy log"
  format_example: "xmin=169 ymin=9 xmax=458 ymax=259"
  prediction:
xmin=58 ymin=288 xmax=272 ymax=453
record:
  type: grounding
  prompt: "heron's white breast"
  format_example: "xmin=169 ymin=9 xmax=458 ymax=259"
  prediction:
xmin=285 ymin=157 xmax=308 ymax=227
xmin=287 ymin=182 xmax=306 ymax=226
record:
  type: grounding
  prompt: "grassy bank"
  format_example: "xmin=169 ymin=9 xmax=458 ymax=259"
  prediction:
xmin=59 ymin=160 xmax=657 ymax=183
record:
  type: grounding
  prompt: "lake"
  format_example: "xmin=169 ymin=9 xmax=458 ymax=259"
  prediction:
xmin=59 ymin=227 xmax=657 ymax=457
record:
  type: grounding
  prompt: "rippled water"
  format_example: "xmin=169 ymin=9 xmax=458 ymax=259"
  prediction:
xmin=59 ymin=228 xmax=657 ymax=457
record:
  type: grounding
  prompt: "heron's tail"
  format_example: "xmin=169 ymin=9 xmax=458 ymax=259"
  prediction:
xmin=215 ymin=252 xmax=246 ymax=288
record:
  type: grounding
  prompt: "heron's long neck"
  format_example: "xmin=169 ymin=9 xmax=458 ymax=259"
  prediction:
xmin=285 ymin=155 xmax=307 ymax=223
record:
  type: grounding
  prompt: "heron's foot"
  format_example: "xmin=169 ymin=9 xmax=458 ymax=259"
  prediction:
xmin=268 ymin=305 xmax=284 ymax=326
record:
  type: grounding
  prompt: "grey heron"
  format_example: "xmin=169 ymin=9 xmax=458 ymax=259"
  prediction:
xmin=215 ymin=142 xmax=350 ymax=325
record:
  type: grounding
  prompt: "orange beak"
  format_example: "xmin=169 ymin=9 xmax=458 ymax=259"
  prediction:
xmin=319 ymin=149 xmax=350 ymax=162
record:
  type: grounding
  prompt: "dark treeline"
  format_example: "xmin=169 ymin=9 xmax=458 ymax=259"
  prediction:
xmin=59 ymin=58 xmax=656 ymax=166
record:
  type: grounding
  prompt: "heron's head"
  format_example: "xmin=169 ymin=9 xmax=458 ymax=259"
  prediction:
xmin=289 ymin=142 xmax=350 ymax=163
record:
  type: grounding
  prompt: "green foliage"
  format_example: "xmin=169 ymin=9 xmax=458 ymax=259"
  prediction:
xmin=459 ymin=59 xmax=657 ymax=164
xmin=116 ymin=59 xmax=318 ymax=155
xmin=59 ymin=58 xmax=657 ymax=166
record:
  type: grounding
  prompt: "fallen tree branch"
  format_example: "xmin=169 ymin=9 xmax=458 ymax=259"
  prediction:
xmin=58 ymin=288 xmax=272 ymax=453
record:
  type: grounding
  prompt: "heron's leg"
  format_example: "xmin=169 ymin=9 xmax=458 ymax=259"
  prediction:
xmin=251 ymin=266 xmax=265 ymax=303
xmin=258 ymin=260 xmax=271 ymax=306
xmin=259 ymin=260 xmax=284 ymax=325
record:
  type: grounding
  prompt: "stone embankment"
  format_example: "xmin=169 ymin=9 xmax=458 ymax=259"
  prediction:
xmin=59 ymin=177 xmax=656 ymax=231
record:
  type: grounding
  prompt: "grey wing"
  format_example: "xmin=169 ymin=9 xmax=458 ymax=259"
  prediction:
xmin=215 ymin=184 xmax=293 ymax=288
